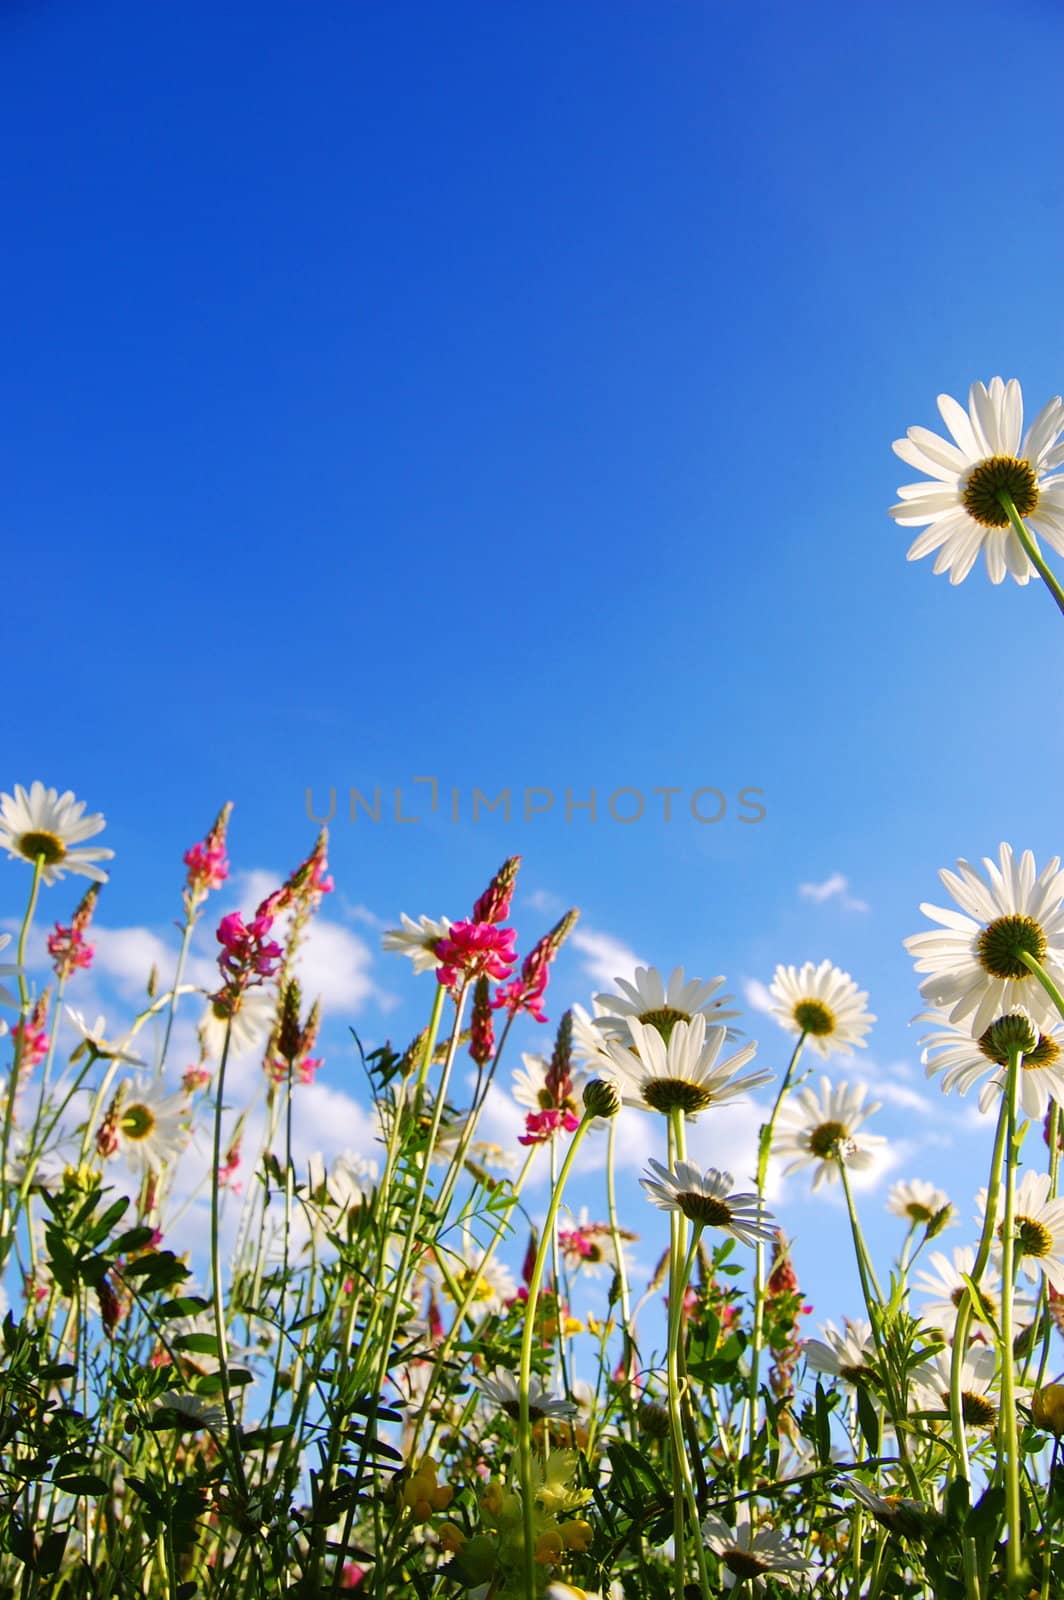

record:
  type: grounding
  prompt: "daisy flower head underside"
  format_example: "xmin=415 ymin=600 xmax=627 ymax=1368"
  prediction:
xmin=640 ymin=1158 xmax=776 ymax=1245
xmin=921 ymin=1004 xmax=1064 ymax=1120
xmin=769 ymin=960 xmax=875 ymax=1058
xmin=475 ymin=1368 xmax=576 ymax=1421
xmin=887 ymin=1177 xmax=951 ymax=1228
xmin=890 ymin=377 xmax=1064 ymax=585
xmin=905 ymin=844 xmax=1064 ymax=1037
xmin=911 ymin=1343 xmax=999 ymax=1429
xmin=702 ymin=1509 xmax=817 ymax=1593
xmin=599 ymin=1014 xmax=770 ymax=1119
xmin=0 ymin=783 xmax=114 ymax=885
xmin=803 ymin=1318 xmax=877 ymax=1389
xmin=773 ymin=1077 xmax=885 ymax=1190
xmin=914 ymin=1246 xmax=1003 ymax=1336
xmin=593 ymin=965 xmax=739 ymax=1044
xmin=976 ymin=1169 xmax=1064 ymax=1293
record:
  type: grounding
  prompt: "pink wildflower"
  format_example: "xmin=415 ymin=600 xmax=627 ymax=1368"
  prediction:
xmin=11 ymin=995 xmax=49 ymax=1073
xmin=492 ymin=908 xmax=579 ymax=1023
xmin=182 ymin=1065 xmax=212 ymax=1094
xmin=434 ymin=921 xmax=517 ymax=989
xmin=182 ymin=802 xmax=233 ymax=913
xmin=471 ymin=856 xmax=521 ymax=926
xmin=215 ymin=906 xmax=283 ymax=990
xmin=518 ymin=1011 xmax=581 ymax=1146
xmin=48 ymin=883 xmax=99 ymax=980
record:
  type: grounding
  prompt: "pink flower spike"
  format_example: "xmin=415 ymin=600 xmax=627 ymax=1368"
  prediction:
xmin=434 ymin=921 xmax=517 ymax=990
xmin=471 ymin=856 xmax=521 ymax=926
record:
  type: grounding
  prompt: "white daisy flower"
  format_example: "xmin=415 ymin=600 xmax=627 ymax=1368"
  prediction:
xmin=768 ymin=960 xmax=875 ymax=1058
xmin=910 ymin=1342 xmax=999 ymax=1428
xmin=592 ymin=965 xmax=740 ymax=1042
xmin=904 ymin=844 xmax=1064 ymax=1037
xmin=597 ymin=1014 xmax=770 ymax=1120
xmin=845 ymin=1480 xmax=937 ymax=1539
xmin=440 ymin=1234 xmax=517 ymax=1318
xmin=100 ymin=1075 xmax=189 ymax=1175
xmin=773 ymin=1078 xmax=886 ymax=1190
xmin=887 ymin=1178 xmax=952 ymax=1228
xmin=512 ymin=1050 xmax=585 ymax=1113
xmin=475 ymin=1368 xmax=576 ymax=1421
xmin=702 ymin=1509 xmax=817 ymax=1592
xmin=0 ymin=783 xmax=114 ymax=884
xmin=640 ymin=1159 xmax=775 ymax=1247
xmin=921 ymin=1005 xmax=1064 ymax=1120
xmin=65 ymin=1008 xmax=145 ymax=1066
xmin=0 ymin=933 xmax=23 ymax=1013
xmin=200 ymin=986 xmax=276 ymax=1058
xmin=803 ymin=1318 xmax=877 ymax=1388
xmin=975 ymin=1170 xmax=1064 ymax=1293
xmin=306 ymin=1150 xmax=378 ymax=1215
xmin=913 ymin=1246 xmax=1002 ymax=1336
xmin=889 ymin=377 xmax=1064 ymax=586
xmin=381 ymin=913 xmax=451 ymax=974
xmin=154 ymin=1391 xmax=226 ymax=1430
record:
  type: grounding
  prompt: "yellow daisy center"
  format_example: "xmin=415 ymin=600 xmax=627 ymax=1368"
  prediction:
xmin=1013 ymin=1215 xmax=1054 ymax=1259
xmin=904 ymin=1201 xmax=935 ymax=1223
xmin=808 ymin=1120 xmax=848 ymax=1159
xmin=17 ymin=829 xmax=67 ymax=866
xmin=637 ymin=1005 xmax=690 ymax=1042
xmin=793 ymin=999 xmax=836 ymax=1037
xmin=642 ymin=1079 xmax=714 ymax=1115
xmin=677 ymin=1191 xmax=733 ymax=1227
xmin=978 ymin=1025 xmax=1059 ymax=1071
xmin=962 ymin=455 xmax=1039 ymax=528
xmin=119 ymin=1103 xmax=157 ymax=1142
xmin=723 ymin=1550 xmax=771 ymax=1579
xmin=976 ymin=914 xmax=1047 ymax=980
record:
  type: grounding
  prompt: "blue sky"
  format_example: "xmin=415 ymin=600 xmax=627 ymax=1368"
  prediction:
xmin=6 ymin=0 xmax=1064 ymax=1341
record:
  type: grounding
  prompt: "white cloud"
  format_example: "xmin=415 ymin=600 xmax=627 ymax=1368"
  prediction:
xmin=798 ymin=873 xmax=869 ymax=914
xmin=92 ymin=925 xmax=217 ymax=999
xmin=569 ymin=926 xmax=646 ymax=990
xmin=852 ymin=1073 xmax=934 ymax=1115
xmin=343 ymin=901 xmax=383 ymax=929
xmin=525 ymin=888 xmax=564 ymax=915
xmin=743 ymin=978 xmax=775 ymax=1017
xmin=291 ymin=918 xmax=398 ymax=1016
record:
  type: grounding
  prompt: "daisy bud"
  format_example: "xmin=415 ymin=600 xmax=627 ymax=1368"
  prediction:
xmin=471 ymin=856 xmax=521 ymax=925
xmin=583 ymin=1078 xmax=620 ymax=1119
xmin=637 ymin=1399 xmax=670 ymax=1439
xmin=1032 ymin=1383 xmax=1064 ymax=1435
xmin=926 ymin=1204 xmax=954 ymax=1240
xmin=147 ymin=963 xmax=159 ymax=1000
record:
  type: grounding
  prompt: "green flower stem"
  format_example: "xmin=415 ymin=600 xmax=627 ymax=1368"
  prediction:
xmin=999 ymin=1048 xmax=1024 ymax=1591
xmin=663 ymin=1192 xmax=713 ymax=1600
xmin=0 ymin=855 xmax=45 ymax=1263
xmin=746 ymin=1033 xmax=807 ymax=1476
xmin=998 ymin=489 xmax=1064 ymax=622
xmin=949 ymin=1082 xmax=1010 ymax=1580
xmin=605 ymin=1114 xmax=636 ymax=1387
xmin=518 ymin=1111 xmax=596 ymax=1600
xmin=209 ymin=1013 xmax=251 ymax=1504
xmin=661 ymin=1109 xmax=710 ymax=1600
xmin=407 ymin=1144 xmax=541 ymax=1462
xmin=158 ymin=911 xmax=198 ymax=1072
xmin=837 ymin=1157 xmax=921 ymax=1499
xmin=1017 ymin=950 xmax=1064 ymax=1028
